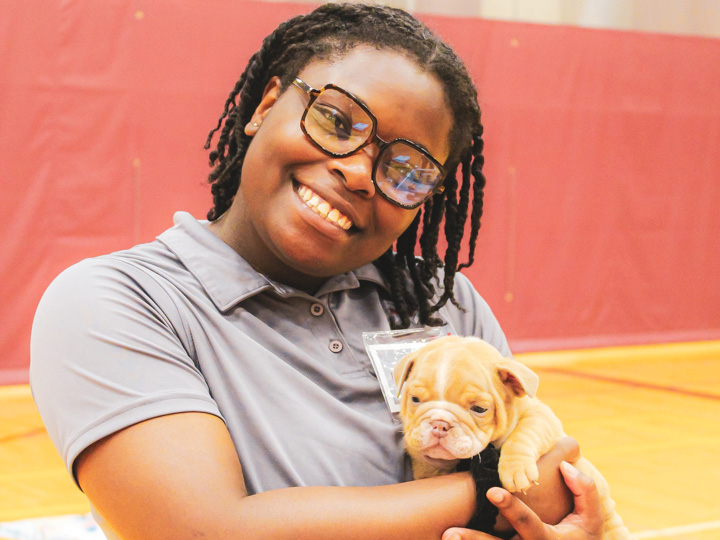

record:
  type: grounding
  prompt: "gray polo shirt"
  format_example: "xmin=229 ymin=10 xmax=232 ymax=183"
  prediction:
xmin=31 ymin=211 xmax=510 ymax=496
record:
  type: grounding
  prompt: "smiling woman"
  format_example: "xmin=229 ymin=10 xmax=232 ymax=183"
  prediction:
xmin=29 ymin=4 xmax=602 ymax=540
xmin=209 ymin=47 xmax=452 ymax=290
xmin=201 ymin=4 xmax=489 ymax=329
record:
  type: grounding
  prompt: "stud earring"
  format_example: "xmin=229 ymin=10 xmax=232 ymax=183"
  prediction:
xmin=252 ymin=122 xmax=259 ymax=127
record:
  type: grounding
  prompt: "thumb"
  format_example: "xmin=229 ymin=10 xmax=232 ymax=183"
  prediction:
xmin=559 ymin=461 xmax=604 ymax=533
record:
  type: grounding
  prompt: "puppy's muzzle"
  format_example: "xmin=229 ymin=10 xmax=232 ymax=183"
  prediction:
xmin=429 ymin=419 xmax=450 ymax=439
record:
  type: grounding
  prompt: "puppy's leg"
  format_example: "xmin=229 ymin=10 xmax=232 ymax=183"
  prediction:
xmin=498 ymin=401 xmax=564 ymax=493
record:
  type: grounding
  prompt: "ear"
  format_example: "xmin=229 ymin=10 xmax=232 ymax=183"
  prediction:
xmin=496 ymin=358 xmax=539 ymax=398
xmin=393 ymin=353 xmax=417 ymax=398
xmin=244 ymin=76 xmax=282 ymax=136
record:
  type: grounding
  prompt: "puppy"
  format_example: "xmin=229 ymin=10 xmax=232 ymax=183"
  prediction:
xmin=394 ymin=335 xmax=632 ymax=539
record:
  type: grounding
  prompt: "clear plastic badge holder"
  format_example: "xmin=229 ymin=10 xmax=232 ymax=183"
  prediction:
xmin=363 ymin=326 xmax=449 ymax=414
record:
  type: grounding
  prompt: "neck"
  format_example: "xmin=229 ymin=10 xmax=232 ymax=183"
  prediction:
xmin=207 ymin=211 xmax=326 ymax=295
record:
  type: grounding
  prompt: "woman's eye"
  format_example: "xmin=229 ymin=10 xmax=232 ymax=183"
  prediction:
xmin=470 ymin=405 xmax=487 ymax=414
xmin=315 ymin=105 xmax=352 ymax=139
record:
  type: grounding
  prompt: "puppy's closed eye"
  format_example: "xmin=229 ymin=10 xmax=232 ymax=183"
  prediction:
xmin=470 ymin=405 xmax=487 ymax=414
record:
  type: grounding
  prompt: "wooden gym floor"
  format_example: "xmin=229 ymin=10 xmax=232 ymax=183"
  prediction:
xmin=1 ymin=341 xmax=719 ymax=539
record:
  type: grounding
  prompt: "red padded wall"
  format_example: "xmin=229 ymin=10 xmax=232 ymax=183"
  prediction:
xmin=1 ymin=0 xmax=719 ymax=383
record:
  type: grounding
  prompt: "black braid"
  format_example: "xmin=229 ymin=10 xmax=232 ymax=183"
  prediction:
xmin=433 ymin=147 xmax=472 ymax=312
xmin=205 ymin=3 xmax=488 ymax=328
xmin=393 ymin=213 xmax=421 ymax=328
xmin=458 ymin=127 xmax=486 ymax=271
xmin=419 ymin=189 xmax=446 ymax=286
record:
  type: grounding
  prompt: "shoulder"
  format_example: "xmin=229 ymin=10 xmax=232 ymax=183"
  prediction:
xmin=35 ymin=257 xmax=136 ymax=327
xmin=38 ymin=240 xmax=181 ymax=314
xmin=30 ymin=247 xmax=218 ymax=477
xmin=31 ymin=242 xmax=189 ymax=370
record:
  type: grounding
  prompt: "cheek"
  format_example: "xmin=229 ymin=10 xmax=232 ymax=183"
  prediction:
xmin=244 ymin=107 xmax=318 ymax=172
xmin=375 ymin=204 xmax=419 ymax=241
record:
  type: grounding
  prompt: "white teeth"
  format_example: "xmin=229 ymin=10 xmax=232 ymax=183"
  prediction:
xmin=317 ymin=201 xmax=330 ymax=217
xmin=296 ymin=185 xmax=353 ymax=230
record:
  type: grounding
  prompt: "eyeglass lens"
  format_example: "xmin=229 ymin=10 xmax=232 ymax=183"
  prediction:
xmin=302 ymin=87 xmax=443 ymax=208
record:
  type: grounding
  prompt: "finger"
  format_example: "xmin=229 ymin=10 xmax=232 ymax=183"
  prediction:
xmin=559 ymin=461 xmax=604 ymax=534
xmin=486 ymin=487 xmax=549 ymax=539
xmin=442 ymin=527 xmax=500 ymax=540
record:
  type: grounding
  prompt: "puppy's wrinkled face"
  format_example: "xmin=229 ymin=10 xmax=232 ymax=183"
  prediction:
xmin=395 ymin=336 xmax=537 ymax=468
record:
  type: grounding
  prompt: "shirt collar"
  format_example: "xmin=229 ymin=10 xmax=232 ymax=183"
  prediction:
xmin=157 ymin=212 xmax=389 ymax=312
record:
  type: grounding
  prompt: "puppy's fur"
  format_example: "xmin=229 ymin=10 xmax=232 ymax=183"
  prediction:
xmin=394 ymin=335 xmax=632 ymax=539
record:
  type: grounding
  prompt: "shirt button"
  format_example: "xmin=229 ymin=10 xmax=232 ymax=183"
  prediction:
xmin=310 ymin=303 xmax=324 ymax=316
xmin=329 ymin=340 xmax=343 ymax=353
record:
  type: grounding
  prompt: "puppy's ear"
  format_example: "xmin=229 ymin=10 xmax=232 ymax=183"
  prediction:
xmin=496 ymin=358 xmax=539 ymax=398
xmin=394 ymin=353 xmax=416 ymax=398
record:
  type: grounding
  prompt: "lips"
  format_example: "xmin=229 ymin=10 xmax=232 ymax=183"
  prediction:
xmin=296 ymin=184 xmax=353 ymax=231
xmin=423 ymin=445 xmax=463 ymax=461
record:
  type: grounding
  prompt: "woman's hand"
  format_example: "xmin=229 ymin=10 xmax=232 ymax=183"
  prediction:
xmin=442 ymin=461 xmax=604 ymax=540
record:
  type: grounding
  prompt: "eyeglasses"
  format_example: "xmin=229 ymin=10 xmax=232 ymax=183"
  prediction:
xmin=292 ymin=78 xmax=446 ymax=209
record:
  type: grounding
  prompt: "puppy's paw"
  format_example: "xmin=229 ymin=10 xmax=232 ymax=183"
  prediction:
xmin=498 ymin=454 xmax=539 ymax=493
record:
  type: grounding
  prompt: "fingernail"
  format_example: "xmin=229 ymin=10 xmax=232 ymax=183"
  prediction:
xmin=561 ymin=460 xmax=579 ymax=477
xmin=443 ymin=532 xmax=462 ymax=540
xmin=486 ymin=487 xmax=506 ymax=504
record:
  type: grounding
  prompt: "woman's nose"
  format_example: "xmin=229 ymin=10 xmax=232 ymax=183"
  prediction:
xmin=329 ymin=146 xmax=379 ymax=198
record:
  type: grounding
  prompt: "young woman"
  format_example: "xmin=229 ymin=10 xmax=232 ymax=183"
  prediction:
xmin=31 ymin=4 xmax=603 ymax=539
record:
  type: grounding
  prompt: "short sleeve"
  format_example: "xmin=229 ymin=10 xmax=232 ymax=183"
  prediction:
xmin=30 ymin=258 xmax=222 ymax=483
xmin=440 ymin=272 xmax=512 ymax=357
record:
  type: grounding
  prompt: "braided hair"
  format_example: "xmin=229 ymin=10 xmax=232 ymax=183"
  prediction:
xmin=205 ymin=3 xmax=487 ymax=329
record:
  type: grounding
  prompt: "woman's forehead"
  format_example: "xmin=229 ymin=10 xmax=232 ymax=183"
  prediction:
xmin=297 ymin=47 xmax=439 ymax=102
xmin=296 ymin=47 xmax=453 ymax=161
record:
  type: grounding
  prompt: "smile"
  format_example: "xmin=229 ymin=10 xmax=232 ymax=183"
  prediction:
xmin=296 ymin=184 xmax=353 ymax=231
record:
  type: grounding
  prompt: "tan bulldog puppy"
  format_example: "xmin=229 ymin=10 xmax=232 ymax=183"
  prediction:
xmin=394 ymin=335 xmax=632 ymax=540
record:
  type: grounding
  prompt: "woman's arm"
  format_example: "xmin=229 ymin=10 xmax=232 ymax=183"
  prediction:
xmin=76 ymin=413 xmax=586 ymax=540
xmin=77 ymin=411 xmax=476 ymax=540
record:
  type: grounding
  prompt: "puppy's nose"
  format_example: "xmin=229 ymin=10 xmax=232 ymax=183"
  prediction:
xmin=430 ymin=420 xmax=450 ymax=438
